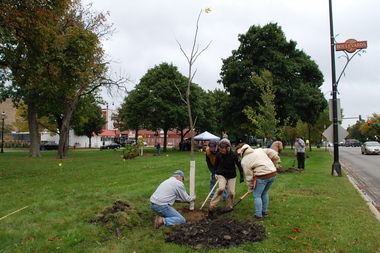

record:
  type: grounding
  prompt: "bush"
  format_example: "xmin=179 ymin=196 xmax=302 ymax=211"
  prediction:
xmin=122 ymin=144 xmax=139 ymax=159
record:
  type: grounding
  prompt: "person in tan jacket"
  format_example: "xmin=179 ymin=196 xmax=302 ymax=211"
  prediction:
xmin=235 ymin=143 xmax=281 ymax=222
xmin=270 ymin=137 xmax=283 ymax=154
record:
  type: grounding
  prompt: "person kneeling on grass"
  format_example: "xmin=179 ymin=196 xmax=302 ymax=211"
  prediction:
xmin=235 ymin=143 xmax=281 ymax=222
xmin=150 ymin=170 xmax=196 ymax=229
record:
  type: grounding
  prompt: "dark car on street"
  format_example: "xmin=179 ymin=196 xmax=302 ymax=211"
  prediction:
xmin=40 ymin=142 xmax=59 ymax=151
xmin=343 ymin=139 xmax=361 ymax=147
xmin=100 ymin=143 xmax=121 ymax=150
xmin=361 ymin=141 xmax=380 ymax=155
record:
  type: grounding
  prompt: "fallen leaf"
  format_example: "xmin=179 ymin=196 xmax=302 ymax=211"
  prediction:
xmin=292 ymin=227 xmax=301 ymax=233
xmin=48 ymin=238 xmax=57 ymax=241
xmin=290 ymin=236 xmax=297 ymax=240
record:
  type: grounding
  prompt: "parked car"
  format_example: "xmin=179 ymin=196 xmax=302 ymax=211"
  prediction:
xmin=343 ymin=139 xmax=361 ymax=147
xmin=361 ymin=141 xmax=380 ymax=155
xmin=100 ymin=143 xmax=121 ymax=150
xmin=40 ymin=142 xmax=59 ymax=151
xmin=120 ymin=140 xmax=136 ymax=146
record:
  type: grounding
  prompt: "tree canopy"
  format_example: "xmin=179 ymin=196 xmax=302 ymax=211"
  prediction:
xmin=219 ymin=23 xmax=327 ymax=136
xmin=119 ymin=62 xmax=205 ymax=151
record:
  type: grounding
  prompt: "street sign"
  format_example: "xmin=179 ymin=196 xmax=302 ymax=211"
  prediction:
xmin=329 ymin=99 xmax=341 ymax=121
xmin=336 ymin=39 xmax=367 ymax=53
xmin=323 ymin=124 xmax=349 ymax=142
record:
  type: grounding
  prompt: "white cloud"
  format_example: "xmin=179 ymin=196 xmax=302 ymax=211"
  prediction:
xmin=83 ymin=0 xmax=380 ymax=128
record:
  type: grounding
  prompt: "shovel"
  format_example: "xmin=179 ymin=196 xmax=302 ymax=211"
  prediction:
xmin=200 ymin=179 xmax=219 ymax=210
xmin=219 ymin=191 xmax=251 ymax=214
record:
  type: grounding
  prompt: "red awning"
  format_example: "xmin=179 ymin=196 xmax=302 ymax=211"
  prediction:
xmin=97 ymin=129 xmax=117 ymax=137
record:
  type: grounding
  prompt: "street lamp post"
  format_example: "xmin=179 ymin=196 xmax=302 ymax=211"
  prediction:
xmin=328 ymin=0 xmax=342 ymax=176
xmin=1 ymin=111 xmax=5 ymax=153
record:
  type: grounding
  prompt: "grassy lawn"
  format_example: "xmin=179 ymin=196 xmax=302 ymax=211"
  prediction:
xmin=1 ymin=147 xmax=379 ymax=253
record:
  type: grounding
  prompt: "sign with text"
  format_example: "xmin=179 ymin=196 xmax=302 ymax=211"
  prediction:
xmin=336 ymin=39 xmax=367 ymax=53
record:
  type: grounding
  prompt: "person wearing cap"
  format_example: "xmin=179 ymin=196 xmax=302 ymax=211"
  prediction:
xmin=206 ymin=140 xmax=227 ymax=201
xmin=150 ymin=170 xmax=196 ymax=228
xmin=208 ymin=139 xmax=244 ymax=215
xmin=235 ymin=143 xmax=281 ymax=222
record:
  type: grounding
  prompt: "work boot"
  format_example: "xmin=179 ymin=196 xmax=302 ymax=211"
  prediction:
xmin=250 ymin=215 xmax=263 ymax=222
xmin=208 ymin=207 xmax=216 ymax=219
xmin=262 ymin=212 xmax=269 ymax=217
xmin=154 ymin=216 xmax=164 ymax=229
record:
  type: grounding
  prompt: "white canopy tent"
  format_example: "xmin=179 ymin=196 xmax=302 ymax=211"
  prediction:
xmin=193 ymin=131 xmax=220 ymax=141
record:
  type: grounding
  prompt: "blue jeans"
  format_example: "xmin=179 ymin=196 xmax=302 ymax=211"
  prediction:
xmin=209 ymin=173 xmax=228 ymax=200
xmin=150 ymin=202 xmax=185 ymax=226
xmin=253 ymin=176 xmax=276 ymax=217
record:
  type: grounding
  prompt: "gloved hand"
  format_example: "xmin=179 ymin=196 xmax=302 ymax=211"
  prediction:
xmin=240 ymin=175 xmax=244 ymax=183
xmin=275 ymin=163 xmax=282 ymax=170
xmin=248 ymin=186 xmax=254 ymax=193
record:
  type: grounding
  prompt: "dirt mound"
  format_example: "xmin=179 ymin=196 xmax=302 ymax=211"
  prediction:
xmin=88 ymin=200 xmax=142 ymax=235
xmin=277 ymin=167 xmax=304 ymax=173
xmin=165 ymin=218 xmax=267 ymax=250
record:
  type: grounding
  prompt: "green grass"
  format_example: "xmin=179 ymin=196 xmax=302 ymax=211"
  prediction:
xmin=0 ymin=147 xmax=379 ymax=253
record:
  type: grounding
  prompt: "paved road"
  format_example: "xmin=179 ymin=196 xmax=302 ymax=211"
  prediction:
xmin=338 ymin=146 xmax=380 ymax=210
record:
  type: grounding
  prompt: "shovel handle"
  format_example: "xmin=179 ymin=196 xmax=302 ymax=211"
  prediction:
xmin=200 ymin=179 xmax=219 ymax=210
xmin=232 ymin=191 xmax=251 ymax=208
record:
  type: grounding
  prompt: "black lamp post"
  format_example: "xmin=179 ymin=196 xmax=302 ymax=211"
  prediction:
xmin=328 ymin=0 xmax=342 ymax=176
xmin=1 ymin=111 xmax=5 ymax=153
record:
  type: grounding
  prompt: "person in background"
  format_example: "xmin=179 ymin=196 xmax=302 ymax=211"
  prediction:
xmin=150 ymin=170 xmax=196 ymax=228
xmin=295 ymin=136 xmax=306 ymax=169
xmin=156 ymin=142 xmax=161 ymax=156
xmin=270 ymin=137 xmax=284 ymax=154
xmin=235 ymin=143 xmax=280 ymax=222
xmin=205 ymin=140 xmax=227 ymax=201
xmin=266 ymin=138 xmax=273 ymax=148
xmin=208 ymin=139 xmax=244 ymax=215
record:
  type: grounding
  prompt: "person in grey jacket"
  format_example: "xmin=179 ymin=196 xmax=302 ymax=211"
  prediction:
xmin=295 ymin=136 xmax=306 ymax=169
xmin=150 ymin=170 xmax=196 ymax=228
xmin=235 ymin=143 xmax=281 ymax=222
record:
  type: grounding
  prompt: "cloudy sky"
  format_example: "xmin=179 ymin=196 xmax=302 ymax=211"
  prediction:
xmin=82 ymin=0 xmax=379 ymax=129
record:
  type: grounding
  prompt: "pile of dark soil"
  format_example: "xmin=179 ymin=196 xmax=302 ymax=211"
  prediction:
xmin=277 ymin=167 xmax=304 ymax=173
xmin=88 ymin=200 xmax=142 ymax=239
xmin=165 ymin=218 xmax=267 ymax=250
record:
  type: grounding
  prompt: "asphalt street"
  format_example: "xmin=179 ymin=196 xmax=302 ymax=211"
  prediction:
xmin=338 ymin=146 xmax=380 ymax=215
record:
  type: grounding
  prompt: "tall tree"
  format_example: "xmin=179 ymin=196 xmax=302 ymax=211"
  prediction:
xmin=71 ymin=96 xmax=106 ymax=148
xmin=219 ymin=23 xmax=326 ymax=135
xmin=0 ymin=0 xmax=70 ymax=157
xmin=118 ymin=88 xmax=150 ymax=142
xmin=119 ymin=62 xmax=204 ymax=152
xmin=204 ymin=89 xmax=229 ymax=137
xmin=0 ymin=0 xmax=126 ymax=158
xmin=138 ymin=62 xmax=189 ymax=152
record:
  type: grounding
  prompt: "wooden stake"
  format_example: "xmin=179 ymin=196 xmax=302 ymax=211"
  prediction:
xmin=0 ymin=206 xmax=28 ymax=221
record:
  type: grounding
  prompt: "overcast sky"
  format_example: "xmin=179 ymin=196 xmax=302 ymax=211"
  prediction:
xmin=82 ymin=0 xmax=379 ymax=129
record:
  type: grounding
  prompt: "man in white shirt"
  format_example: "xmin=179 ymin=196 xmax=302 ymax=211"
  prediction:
xmin=150 ymin=170 xmax=196 ymax=228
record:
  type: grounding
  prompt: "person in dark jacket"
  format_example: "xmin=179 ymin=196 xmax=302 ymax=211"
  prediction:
xmin=206 ymin=140 xmax=227 ymax=201
xmin=208 ymin=139 xmax=244 ymax=214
